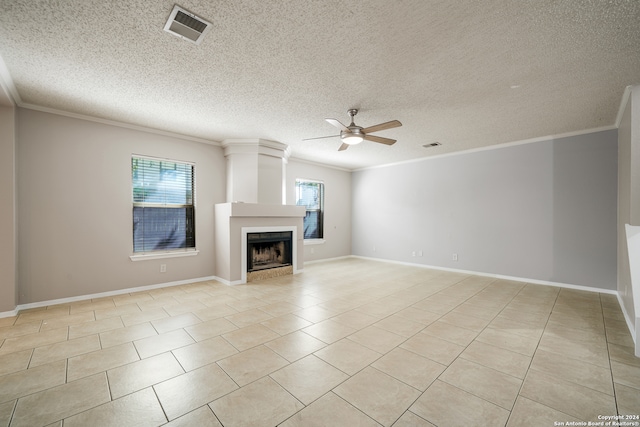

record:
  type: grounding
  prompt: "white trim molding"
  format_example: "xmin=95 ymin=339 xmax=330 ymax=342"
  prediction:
xmin=304 ymin=239 xmax=325 ymax=245
xmin=12 ymin=275 xmax=217 ymax=314
xmin=350 ymin=255 xmax=618 ymax=295
xmin=129 ymin=250 xmax=199 ymax=261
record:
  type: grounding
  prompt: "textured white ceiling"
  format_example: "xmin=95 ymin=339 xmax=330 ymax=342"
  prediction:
xmin=0 ymin=0 xmax=638 ymax=169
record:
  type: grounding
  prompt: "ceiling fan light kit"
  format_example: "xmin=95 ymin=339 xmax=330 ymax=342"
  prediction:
xmin=341 ymin=131 xmax=364 ymax=145
xmin=304 ymin=109 xmax=402 ymax=151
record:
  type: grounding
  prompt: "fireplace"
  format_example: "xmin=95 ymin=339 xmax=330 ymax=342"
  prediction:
xmin=247 ymin=231 xmax=292 ymax=272
xmin=215 ymin=203 xmax=305 ymax=285
xmin=214 ymin=141 xmax=305 ymax=285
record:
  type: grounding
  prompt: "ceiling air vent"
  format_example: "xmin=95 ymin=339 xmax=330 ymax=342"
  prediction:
xmin=422 ymin=142 xmax=442 ymax=148
xmin=163 ymin=5 xmax=212 ymax=45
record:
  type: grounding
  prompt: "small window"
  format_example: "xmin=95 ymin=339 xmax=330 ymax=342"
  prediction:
xmin=132 ymin=156 xmax=195 ymax=253
xmin=295 ymin=179 xmax=324 ymax=239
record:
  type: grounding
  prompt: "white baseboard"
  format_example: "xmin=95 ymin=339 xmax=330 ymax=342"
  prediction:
xmin=0 ymin=308 xmax=18 ymax=319
xmin=616 ymin=293 xmax=637 ymax=346
xmin=11 ymin=275 xmax=218 ymax=314
xmin=213 ymin=276 xmax=243 ymax=286
xmin=6 ymin=269 xmax=306 ymax=315
xmin=350 ymin=255 xmax=618 ymax=295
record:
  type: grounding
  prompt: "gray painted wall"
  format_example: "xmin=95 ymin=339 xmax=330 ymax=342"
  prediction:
xmin=17 ymin=109 xmax=226 ymax=304
xmin=352 ymin=130 xmax=618 ymax=290
xmin=0 ymin=104 xmax=17 ymax=312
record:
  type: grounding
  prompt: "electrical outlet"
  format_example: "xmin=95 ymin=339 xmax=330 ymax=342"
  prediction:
xmin=373 ymin=246 xmax=376 ymax=252
xmin=160 ymin=264 xmax=167 ymax=273
xmin=452 ymin=253 xmax=458 ymax=261
xmin=412 ymin=251 xmax=416 ymax=257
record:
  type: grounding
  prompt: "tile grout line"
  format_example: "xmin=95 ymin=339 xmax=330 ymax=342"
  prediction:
xmin=501 ymin=282 xmax=559 ymax=426
xmin=601 ymin=292 xmax=620 ymax=416
xmin=211 ymin=278 xmax=464 ymax=425
xmin=275 ymin=276 xmax=506 ymax=426
xmin=419 ymin=278 xmax=525 ymax=425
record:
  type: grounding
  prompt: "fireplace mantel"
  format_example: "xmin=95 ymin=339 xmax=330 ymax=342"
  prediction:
xmin=219 ymin=202 xmax=305 ymax=219
xmin=214 ymin=202 xmax=306 ymax=285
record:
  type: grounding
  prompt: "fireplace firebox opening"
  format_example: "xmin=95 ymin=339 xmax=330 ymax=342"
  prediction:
xmin=247 ymin=231 xmax=293 ymax=272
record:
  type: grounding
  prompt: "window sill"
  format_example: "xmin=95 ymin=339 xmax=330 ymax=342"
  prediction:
xmin=304 ymin=239 xmax=325 ymax=245
xmin=129 ymin=250 xmax=199 ymax=261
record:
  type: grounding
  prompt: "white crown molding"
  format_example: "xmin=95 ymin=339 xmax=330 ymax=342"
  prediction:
xmin=287 ymin=155 xmax=352 ymax=173
xmin=0 ymin=53 xmax=20 ymax=106
xmin=221 ymin=138 xmax=287 ymax=150
xmin=20 ymin=102 xmax=222 ymax=146
xmin=2 ymin=52 xmax=222 ymax=146
xmin=615 ymin=85 xmax=634 ymax=128
xmin=354 ymin=124 xmax=618 ymax=172
xmin=222 ymin=138 xmax=289 ymax=159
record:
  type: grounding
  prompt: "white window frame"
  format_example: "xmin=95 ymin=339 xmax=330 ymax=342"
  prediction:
xmin=129 ymin=154 xmax=199 ymax=261
xmin=295 ymin=178 xmax=325 ymax=244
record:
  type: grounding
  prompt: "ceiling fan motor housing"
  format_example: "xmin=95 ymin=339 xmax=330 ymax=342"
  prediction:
xmin=341 ymin=109 xmax=364 ymax=144
xmin=341 ymin=128 xmax=364 ymax=144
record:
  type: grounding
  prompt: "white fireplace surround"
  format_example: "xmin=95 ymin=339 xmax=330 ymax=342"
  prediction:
xmin=241 ymin=226 xmax=299 ymax=284
xmin=214 ymin=202 xmax=306 ymax=285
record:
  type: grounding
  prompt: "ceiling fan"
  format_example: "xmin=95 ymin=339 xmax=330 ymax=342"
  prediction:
xmin=304 ymin=109 xmax=402 ymax=151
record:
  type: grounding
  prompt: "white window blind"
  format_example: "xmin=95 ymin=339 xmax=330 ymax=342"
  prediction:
xmin=132 ymin=156 xmax=195 ymax=253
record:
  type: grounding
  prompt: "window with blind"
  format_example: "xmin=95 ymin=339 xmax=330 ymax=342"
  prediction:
xmin=295 ymin=179 xmax=324 ymax=239
xmin=132 ymin=156 xmax=195 ymax=253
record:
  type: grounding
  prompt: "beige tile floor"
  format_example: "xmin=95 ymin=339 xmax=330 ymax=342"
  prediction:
xmin=0 ymin=258 xmax=639 ymax=426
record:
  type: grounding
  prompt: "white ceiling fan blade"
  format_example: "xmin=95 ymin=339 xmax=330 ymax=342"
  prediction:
xmin=302 ymin=135 xmax=339 ymax=141
xmin=326 ymin=118 xmax=349 ymax=131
